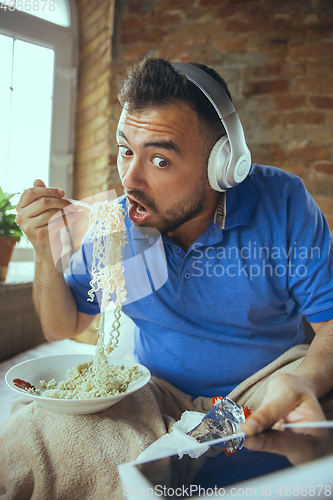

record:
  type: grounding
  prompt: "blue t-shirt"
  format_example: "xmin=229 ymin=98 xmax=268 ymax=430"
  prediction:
xmin=65 ymin=165 xmax=333 ymax=398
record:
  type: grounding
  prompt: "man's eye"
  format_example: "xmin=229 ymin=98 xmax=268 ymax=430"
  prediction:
xmin=152 ymin=157 xmax=168 ymax=168
xmin=118 ymin=146 xmax=133 ymax=157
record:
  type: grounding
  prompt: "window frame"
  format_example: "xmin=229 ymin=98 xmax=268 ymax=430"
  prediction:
xmin=0 ymin=1 xmax=78 ymax=265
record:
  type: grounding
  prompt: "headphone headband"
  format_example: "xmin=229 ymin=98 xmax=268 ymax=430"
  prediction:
xmin=172 ymin=62 xmax=251 ymax=191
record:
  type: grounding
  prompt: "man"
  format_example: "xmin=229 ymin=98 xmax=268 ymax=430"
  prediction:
xmin=16 ymin=58 xmax=333 ymax=435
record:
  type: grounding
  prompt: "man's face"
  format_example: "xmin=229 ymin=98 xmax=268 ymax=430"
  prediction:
xmin=116 ymin=102 xmax=216 ymax=236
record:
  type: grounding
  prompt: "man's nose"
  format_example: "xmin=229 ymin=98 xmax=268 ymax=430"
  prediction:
xmin=119 ymin=156 xmax=147 ymax=191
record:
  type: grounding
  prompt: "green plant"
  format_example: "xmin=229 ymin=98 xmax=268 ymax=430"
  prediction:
xmin=0 ymin=187 xmax=23 ymax=242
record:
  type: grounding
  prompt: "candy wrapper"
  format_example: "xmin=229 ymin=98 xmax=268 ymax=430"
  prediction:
xmin=135 ymin=398 xmax=251 ymax=464
xmin=187 ymin=397 xmax=250 ymax=455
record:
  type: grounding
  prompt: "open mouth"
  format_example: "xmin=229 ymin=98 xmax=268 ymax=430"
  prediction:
xmin=136 ymin=203 xmax=146 ymax=215
xmin=126 ymin=196 xmax=150 ymax=224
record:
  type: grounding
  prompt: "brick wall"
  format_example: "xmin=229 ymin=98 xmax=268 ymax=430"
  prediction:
xmin=74 ymin=0 xmax=115 ymax=201
xmin=75 ymin=0 xmax=333 ymax=229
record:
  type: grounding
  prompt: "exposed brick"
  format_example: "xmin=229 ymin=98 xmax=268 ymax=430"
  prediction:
xmin=77 ymin=80 xmax=110 ymax=113
xmin=165 ymin=22 xmax=224 ymax=41
xmin=288 ymin=111 xmax=325 ymax=125
xmin=80 ymin=19 xmax=99 ymax=49
xmin=307 ymin=60 xmax=333 ymax=78
xmin=215 ymin=3 xmax=241 ymax=19
xmin=261 ymin=110 xmax=324 ymax=126
xmin=80 ymin=0 xmax=111 ymax=32
xmin=76 ymin=104 xmax=98 ymax=128
xmin=243 ymin=65 xmax=280 ymax=80
xmin=76 ymin=138 xmax=110 ymax=165
xmin=93 ymin=153 xmax=110 ymax=172
xmin=79 ymin=49 xmax=111 ymax=76
xmin=326 ymin=112 xmax=333 ymax=127
xmin=216 ymin=37 xmax=244 ymax=52
xmin=74 ymin=0 xmax=333 ymax=223
xmin=80 ymin=16 xmax=109 ymax=49
xmin=121 ymin=16 xmax=146 ymax=32
xmin=244 ymin=80 xmax=289 ymax=96
xmin=121 ymin=43 xmax=151 ymax=61
xmin=273 ymin=95 xmax=306 ymax=110
xmin=292 ymin=78 xmax=333 ymax=95
xmin=313 ymin=162 xmax=333 ymax=175
xmin=96 ymin=95 xmax=111 ymax=115
xmin=160 ymin=0 xmax=195 ymax=9
xmin=306 ymin=175 xmax=333 ymax=197
xmin=76 ymin=0 xmax=90 ymax=13
xmin=76 ymin=115 xmax=108 ymax=139
xmin=158 ymin=41 xmax=189 ymax=58
xmin=309 ymin=96 xmax=333 ymax=109
xmin=244 ymin=33 xmax=291 ymax=53
xmin=79 ymin=31 xmax=109 ymax=62
xmin=280 ymin=62 xmax=307 ymax=78
xmin=94 ymin=124 xmax=109 ymax=143
xmin=124 ymin=1 xmax=155 ymax=16
xmin=280 ymin=163 xmax=309 ymax=179
xmin=289 ymin=43 xmax=333 ymax=60
xmin=106 ymin=182 xmax=124 ymax=198
xmin=75 ymin=157 xmax=106 ymax=178
xmin=146 ymin=14 xmax=183 ymax=28
xmin=226 ymin=20 xmax=249 ymax=33
xmin=77 ymin=79 xmax=98 ymax=101
xmin=75 ymin=172 xmax=109 ymax=197
xmin=289 ymin=146 xmax=330 ymax=163
xmin=309 ymin=126 xmax=333 ymax=145
xmin=264 ymin=46 xmax=289 ymax=65
xmin=199 ymin=0 xmax=228 ymax=6
xmin=75 ymin=132 xmax=95 ymax=153
xmin=121 ymin=29 xmax=165 ymax=45
xmin=79 ymin=0 xmax=100 ymax=24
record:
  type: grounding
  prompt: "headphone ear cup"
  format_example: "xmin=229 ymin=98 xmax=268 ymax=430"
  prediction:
xmin=207 ymin=136 xmax=231 ymax=192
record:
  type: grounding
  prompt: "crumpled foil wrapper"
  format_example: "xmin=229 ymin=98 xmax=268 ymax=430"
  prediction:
xmin=187 ymin=397 xmax=246 ymax=454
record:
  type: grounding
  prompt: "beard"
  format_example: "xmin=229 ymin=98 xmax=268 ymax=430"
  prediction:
xmin=126 ymin=170 xmax=210 ymax=236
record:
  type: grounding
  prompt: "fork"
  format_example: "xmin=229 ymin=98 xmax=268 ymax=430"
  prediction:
xmin=63 ymin=197 xmax=92 ymax=210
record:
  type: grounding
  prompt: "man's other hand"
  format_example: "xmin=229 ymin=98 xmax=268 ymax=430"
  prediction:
xmin=242 ymin=373 xmax=325 ymax=436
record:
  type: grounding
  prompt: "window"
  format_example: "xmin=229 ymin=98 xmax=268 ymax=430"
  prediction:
xmin=0 ymin=0 xmax=71 ymax=27
xmin=0 ymin=0 xmax=78 ymax=281
xmin=0 ymin=35 xmax=54 ymax=198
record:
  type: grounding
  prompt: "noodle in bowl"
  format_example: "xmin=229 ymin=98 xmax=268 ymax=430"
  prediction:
xmin=6 ymin=355 xmax=151 ymax=415
xmin=5 ymin=200 xmax=149 ymax=414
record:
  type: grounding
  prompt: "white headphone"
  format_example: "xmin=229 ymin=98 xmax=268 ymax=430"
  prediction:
xmin=172 ymin=62 xmax=251 ymax=192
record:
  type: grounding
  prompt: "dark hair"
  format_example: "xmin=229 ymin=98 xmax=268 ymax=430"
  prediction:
xmin=118 ymin=58 xmax=232 ymax=150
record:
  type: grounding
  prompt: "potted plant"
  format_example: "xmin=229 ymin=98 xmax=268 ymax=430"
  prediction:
xmin=0 ymin=187 xmax=23 ymax=281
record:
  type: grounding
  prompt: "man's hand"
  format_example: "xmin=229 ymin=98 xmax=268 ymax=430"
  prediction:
xmin=16 ymin=179 xmax=81 ymax=260
xmin=242 ymin=372 xmax=325 ymax=436
xmin=245 ymin=427 xmax=331 ymax=466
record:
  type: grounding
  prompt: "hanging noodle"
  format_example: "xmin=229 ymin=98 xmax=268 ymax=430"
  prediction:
xmin=87 ymin=200 xmax=128 ymax=364
xmin=41 ymin=200 xmax=143 ymax=400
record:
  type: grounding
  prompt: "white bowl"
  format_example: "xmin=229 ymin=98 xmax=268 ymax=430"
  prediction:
xmin=5 ymin=354 xmax=151 ymax=415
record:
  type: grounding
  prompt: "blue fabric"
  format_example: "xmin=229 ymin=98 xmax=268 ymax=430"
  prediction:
xmin=65 ymin=164 xmax=333 ymax=398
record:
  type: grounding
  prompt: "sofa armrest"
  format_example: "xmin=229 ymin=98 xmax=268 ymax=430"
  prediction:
xmin=0 ymin=282 xmax=46 ymax=363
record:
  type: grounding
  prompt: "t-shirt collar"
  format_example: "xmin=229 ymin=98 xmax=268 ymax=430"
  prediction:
xmin=214 ymin=175 xmax=258 ymax=231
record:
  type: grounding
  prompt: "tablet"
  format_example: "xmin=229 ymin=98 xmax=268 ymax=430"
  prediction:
xmin=119 ymin=428 xmax=333 ymax=499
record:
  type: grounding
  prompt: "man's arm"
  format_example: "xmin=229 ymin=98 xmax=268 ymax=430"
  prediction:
xmin=16 ymin=179 xmax=96 ymax=341
xmin=33 ymin=255 xmax=96 ymax=342
xmin=296 ymin=319 xmax=333 ymax=398
xmin=242 ymin=318 xmax=333 ymax=435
